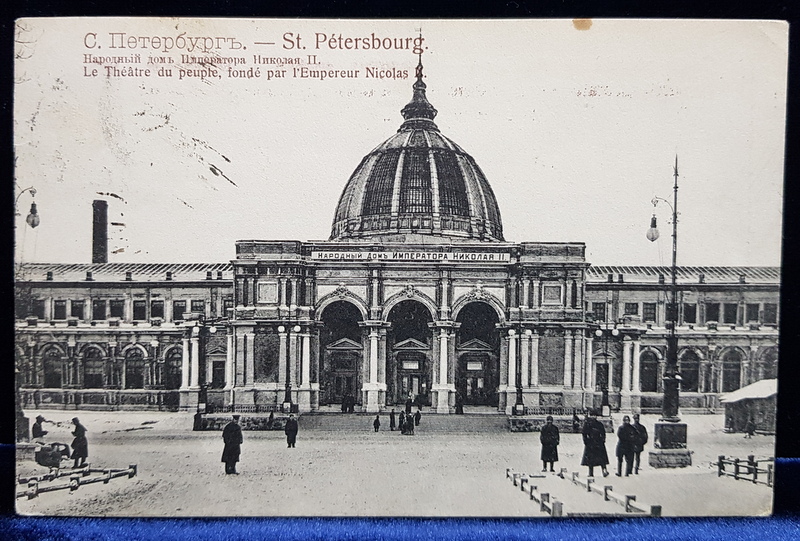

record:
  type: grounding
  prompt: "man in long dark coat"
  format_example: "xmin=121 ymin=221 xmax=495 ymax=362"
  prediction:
xmin=539 ymin=415 xmax=560 ymax=472
xmin=581 ymin=410 xmax=609 ymax=478
xmin=414 ymin=408 xmax=422 ymax=427
xmin=632 ymin=413 xmax=648 ymax=474
xmin=285 ymin=414 xmax=299 ymax=448
xmin=615 ymin=415 xmax=638 ymax=476
xmin=389 ymin=408 xmax=396 ymax=431
xmin=70 ymin=417 xmax=88 ymax=469
xmin=221 ymin=414 xmax=243 ymax=474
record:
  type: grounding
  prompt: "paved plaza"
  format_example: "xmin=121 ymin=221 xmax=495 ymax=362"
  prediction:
xmin=16 ymin=410 xmax=774 ymax=517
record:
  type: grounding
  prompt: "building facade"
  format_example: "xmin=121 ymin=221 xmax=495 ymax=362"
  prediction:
xmin=14 ymin=65 xmax=779 ymax=415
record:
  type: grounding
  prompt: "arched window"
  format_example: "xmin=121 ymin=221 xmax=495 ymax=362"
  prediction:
xmin=721 ymin=349 xmax=743 ymax=393
xmin=83 ymin=348 xmax=105 ymax=389
xmin=759 ymin=347 xmax=778 ymax=380
xmin=125 ymin=348 xmax=146 ymax=389
xmin=639 ymin=350 xmax=659 ymax=392
xmin=164 ymin=347 xmax=182 ymax=390
xmin=43 ymin=348 xmax=62 ymax=388
xmin=679 ymin=350 xmax=700 ymax=392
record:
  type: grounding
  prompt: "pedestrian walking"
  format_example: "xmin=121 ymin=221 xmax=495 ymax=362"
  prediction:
xmin=70 ymin=417 xmax=88 ymax=469
xmin=373 ymin=415 xmax=381 ymax=432
xmin=414 ymin=408 xmax=422 ymax=427
xmin=632 ymin=413 xmax=648 ymax=474
xmin=539 ymin=415 xmax=560 ymax=472
xmin=405 ymin=396 xmax=413 ymax=415
xmin=615 ymin=415 xmax=637 ymax=477
xmin=32 ymin=415 xmax=48 ymax=440
xmin=580 ymin=410 xmax=609 ymax=478
xmin=285 ymin=414 xmax=299 ymax=448
xmin=389 ymin=408 xmax=396 ymax=431
xmin=221 ymin=414 xmax=243 ymax=474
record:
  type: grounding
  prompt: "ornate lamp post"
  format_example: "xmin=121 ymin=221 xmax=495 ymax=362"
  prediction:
xmin=15 ymin=185 xmax=41 ymax=442
xmin=646 ymin=156 xmax=691 ymax=467
xmin=594 ymin=321 xmax=619 ymax=416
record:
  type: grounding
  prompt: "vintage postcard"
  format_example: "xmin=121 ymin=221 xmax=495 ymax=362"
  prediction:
xmin=13 ymin=18 xmax=786 ymax=517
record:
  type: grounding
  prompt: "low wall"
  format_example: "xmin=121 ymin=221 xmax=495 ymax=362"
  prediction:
xmin=509 ymin=416 xmax=614 ymax=433
xmin=20 ymin=388 xmax=180 ymax=412
xmin=195 ymin=413 xmax=292 ymax=431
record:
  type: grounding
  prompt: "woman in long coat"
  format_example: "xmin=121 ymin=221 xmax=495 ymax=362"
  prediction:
xmin=539 ymin=415 xmax=560 ymax=472
xmin=70 ymin=417 xmax=88 ymax=468
xmin=581 ymin=410 xmax=609 ymax=477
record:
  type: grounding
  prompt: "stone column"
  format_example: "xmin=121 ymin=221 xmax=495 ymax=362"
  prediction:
xmin=245 ymin=332 xmax=255 ymax=388
xmin=621 ymin=337 xmax=633 ymax=410
xmin=360 ymin=322 xmax=386 ymax=413
xmin=278 ymin=326 xmax=288 ymax=392
xmin=298 ymin=330 xmax=312 ymax=411
xmin=563 ymin=330 xmax=573 ymax=388
xmin=189 ymin=329 xmax=200 ymax=388
xmin=631 ymin=338 xmax=641 ymax=394
xmin=224 ymin=332 xmax=234 ymax=390
xmin=520 ymin=329 xmax=531 ymax=387
xmin=585 ymin=335 xmax=594 ymax=389
xmin=521 ymin=280 xmax=530 ymax=309
xmin=530 ymin=331 xmax=540 ymax=387
xmin=436 ymin=328 xmax=450 ymax=413
xmin=180 ymin=337 xmax=190 ymax=389
xmin=506 ymin=329 xmax=518 ymax=414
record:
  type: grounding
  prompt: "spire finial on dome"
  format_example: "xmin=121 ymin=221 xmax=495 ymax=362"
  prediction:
xmin=400 ymin=33 xmax=437 ymax=123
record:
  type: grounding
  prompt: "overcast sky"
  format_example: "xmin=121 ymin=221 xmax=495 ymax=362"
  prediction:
xmin=14 ymin=18 xmax=788 ymax=266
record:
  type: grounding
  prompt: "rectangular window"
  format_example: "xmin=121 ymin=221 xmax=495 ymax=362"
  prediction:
xmin=92 ymin=299 xmax=106 ymax=320
xmin=763 ymin=303 xmax=778 ymax=325
xmin=746 ymin=304 xmax=760 ymax=323
xmin=223 ymin=297 xmax=234 ymax=316
xmin=133 ymin=300 xmax=147 ymax=321
xmin=33 ymin=299 xmax=46 ymax=319
xmin=642 ymin=303 xmax=657 ymax=322
xmin=109 ymin=299 xmax=125 ymax=318
xmin=591 ymin=302 xmax=606 ymax=322
xmin=723 ymin=303 xmax=738 ymax=325
xmin=705 ymin=302 xmax=720 ymax=322
xmin=191 ymin=300 xmax=205 ymax=313
xmin=151 ymin=300 xmax=164 ymax=319
xmin=624 ymin=303 xmax=639 ymax=316
xmin=53 ymin=300 xmax=67 ymax=320
xmin=542 ymin=285 xmax=562 ymax=305
xmin=683 ymin=303 xmax=697 ymax=324
xmin=173 ymin=300 xmax=187 ymax=321
xmin=70 ymin=300 xmax=84 ymax=320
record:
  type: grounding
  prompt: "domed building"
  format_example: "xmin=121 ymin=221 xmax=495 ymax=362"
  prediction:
xmin=230 ymin=61 xmax=592 ymax=414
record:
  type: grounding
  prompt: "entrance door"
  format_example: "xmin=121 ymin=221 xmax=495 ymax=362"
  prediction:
xmin=393 ymin=351 xmax=430 ymax=406
xmin=456 ymin=352 xmax=497 ymax=406
xmin=327 ymin=351 xmax=360 ymax=405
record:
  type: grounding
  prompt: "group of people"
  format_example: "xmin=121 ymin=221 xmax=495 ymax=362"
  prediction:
xmin=31 ymin=415 xmax=89 ymax=469
xmin=538 ymin=410 xmax=649 ymax=478
xmin=380 ymin=407 xmax=421 ymax=435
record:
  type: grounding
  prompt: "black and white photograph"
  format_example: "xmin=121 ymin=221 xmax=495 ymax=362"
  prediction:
xmin=13 ymin=18 xmax=786 ymax=517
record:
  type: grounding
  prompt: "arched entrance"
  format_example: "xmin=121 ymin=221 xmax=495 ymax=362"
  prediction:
xmin=721 ymin=348 xmax=743 ymax=392
xmin=455 ymin=302 xmax=500 ymax=407
xmin=386 ymin=300 xmax=433 ymax=406
xmin=319 ymin=301 xmax=364 ymax=407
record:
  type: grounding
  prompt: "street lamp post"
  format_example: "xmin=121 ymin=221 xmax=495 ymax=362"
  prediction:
xmin=594 ymin=321 xmax=619 ymax=416
xmin=646 ymin=156 xmax=692 ymax=467
xmin=15 ymin=185 xmax=40 ymax=443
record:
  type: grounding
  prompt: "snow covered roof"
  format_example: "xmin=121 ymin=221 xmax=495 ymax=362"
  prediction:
xmin=719 ymin=379 xmax=778 ymax=403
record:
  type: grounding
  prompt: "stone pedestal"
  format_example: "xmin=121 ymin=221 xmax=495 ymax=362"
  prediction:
xmin=620 ymin=391 xmax=632 ymax=412
xmin=650 ymin=422 xmax=692 ymax=468
xmin=362 ymin=383 xmax=385 ymax=413
xmin=179 ymin=388 xmax=200 ymax=411
xmin=297 ymin=386 xmax=313 ymax=412
xmin=432 ymin=385 xmax=451 ymax=413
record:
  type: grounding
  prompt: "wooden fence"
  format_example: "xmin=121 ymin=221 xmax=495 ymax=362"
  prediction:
xmin=17 ymin=464 xmax=138 ymax=499
xmin=716 ymin=455 xmax=774 ymax=487
xmin=557 ymin=469 xmax=662 ymax=517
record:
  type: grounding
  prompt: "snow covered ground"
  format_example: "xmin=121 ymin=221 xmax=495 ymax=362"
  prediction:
xmin=16 ymin=410 xmax=775 ymax=517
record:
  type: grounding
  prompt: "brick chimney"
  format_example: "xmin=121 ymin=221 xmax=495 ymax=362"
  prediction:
xmin=92 ymin=200 xmax=108 ymax=264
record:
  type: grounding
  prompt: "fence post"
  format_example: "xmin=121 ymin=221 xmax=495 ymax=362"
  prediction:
xmin=718 ymin=455 xmax=725 ymax=477
xmin=748 ymin=455 xmax=757 ymax=484
xmin=734 ymin=459 xmax=740 ymax=480
xmin=551 ymin=500 xmax=563 ymax=517
xmin=27 ymin=480 xmax=38 ymax=500
xmin=650 ymin=505 xmax=662 ymax=517
xmin=604 ymin=486 xmax=613 ymax=501
xmin=541 ymin=493 xmax=549 ymax=513
xmin=767 ymin=463 xmax=774 ymax=487
xmin=625 ymin=495 xmax=636 ymax=513
xmin=69 ymin=474 xmax=80 ymax=492
xmin=586 ymin=478 xmax=594 ymax=492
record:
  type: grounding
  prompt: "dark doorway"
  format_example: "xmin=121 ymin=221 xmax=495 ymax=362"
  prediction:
xmin=387 ymin=300 xmax=432 ymax=406
xmin=455 ymin=302 xmax=500 ymax=407
xmin=320 ymin=301 xmax=364 ymax=407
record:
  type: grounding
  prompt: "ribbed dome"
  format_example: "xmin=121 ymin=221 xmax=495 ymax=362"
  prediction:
xmin=330 ymin=61 xmax=504 ymax=242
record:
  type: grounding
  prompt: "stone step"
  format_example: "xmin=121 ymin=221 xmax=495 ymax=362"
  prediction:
xmin=299 ymin=412 xmax=510 ymax=433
